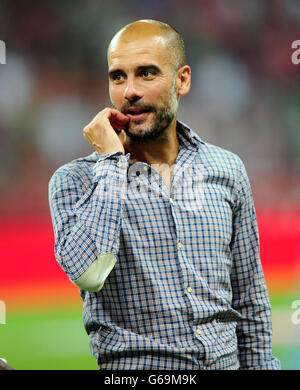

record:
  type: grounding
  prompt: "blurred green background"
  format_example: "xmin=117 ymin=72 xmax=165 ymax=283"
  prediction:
xmin=1 ymin=307 xmax=98 ymax=370
xmin=1 ymin=292 xmax=300 ymax=370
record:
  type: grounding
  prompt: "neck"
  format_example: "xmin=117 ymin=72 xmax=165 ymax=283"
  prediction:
xmin=124 ymin=119 xmax=179 ymax=167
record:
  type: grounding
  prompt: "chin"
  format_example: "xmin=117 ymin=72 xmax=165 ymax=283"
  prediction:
xmin=126 ymin=130 xmax=152 ymax=140
xmin=127 ymin=122 xmax=150 ymax=136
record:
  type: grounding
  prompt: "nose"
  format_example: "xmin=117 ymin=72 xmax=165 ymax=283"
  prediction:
xmin=123 ymin=77 xmax=143 ymax=102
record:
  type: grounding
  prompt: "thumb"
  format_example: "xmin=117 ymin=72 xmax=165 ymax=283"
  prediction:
xmin=118 ymin=129 xmax=127 ymax=146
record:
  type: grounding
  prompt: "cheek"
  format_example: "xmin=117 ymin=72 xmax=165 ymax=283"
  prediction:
xmin=152 ymin=77 xmax=177 ymax=101
xmin=146 ymin=85 xmax=168 ymax=105
xmin=109 ymin=85 xmax=123 ymax=107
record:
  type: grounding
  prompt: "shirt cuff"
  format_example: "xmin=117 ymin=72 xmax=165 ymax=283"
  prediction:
xmin=72 ymin=253 xmax=117 ymax=292
xmin=93 ymin=152 xmax=131 ymax=184
xmin=96 ymin=151 xmax=130 ymax=162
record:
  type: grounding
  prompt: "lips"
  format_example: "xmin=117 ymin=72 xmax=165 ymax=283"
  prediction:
xmin=125 ymin=106 xmax=152 ymax=121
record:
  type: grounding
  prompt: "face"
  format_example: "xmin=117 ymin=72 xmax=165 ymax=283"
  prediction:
xmin=108 ymin=35 xmax=180 ymax=141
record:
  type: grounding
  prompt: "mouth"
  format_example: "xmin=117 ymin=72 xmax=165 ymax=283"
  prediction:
xmin=125 ymin=106 xmax=152 ymax=121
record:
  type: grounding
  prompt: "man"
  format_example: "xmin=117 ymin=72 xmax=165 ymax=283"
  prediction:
xmin=48 ymin=19 xmax=281 ymax=370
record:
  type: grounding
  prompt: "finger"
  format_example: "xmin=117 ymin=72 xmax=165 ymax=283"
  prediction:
xmin=112 ymin=121 xmax=126 ymax=131
xmin=107 ymin=108 xmax=129 ymax=122
xmin=118 ymin=129 xmax=127 ymax=145
xmin=89 ymin=108 xmax=129 ymax=132
xmin=83 ymin=127 xmax=94 ymax=145
xmin=92 ymin=108 xmax=127 ymax=123
xmin=109 ymin=111 xmax=129 ymax=130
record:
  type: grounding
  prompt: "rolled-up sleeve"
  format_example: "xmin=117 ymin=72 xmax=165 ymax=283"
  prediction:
xmin=48 ymin=153 xmax=129 ymax=291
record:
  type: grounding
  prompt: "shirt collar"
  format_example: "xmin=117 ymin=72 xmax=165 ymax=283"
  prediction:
xmin=94 ymin=120 xmax=205 ymax=163
xmin=176 ymin=120 xmax=205 ymax=149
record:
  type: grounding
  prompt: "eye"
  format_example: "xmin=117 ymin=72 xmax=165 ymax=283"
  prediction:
xmin=141 ymin=69 xmax=155 ymax=79
xmin=109 ymin=71 xmax=124 ymax=84
xmin=111 ymin=72 xmax=124 ymax=82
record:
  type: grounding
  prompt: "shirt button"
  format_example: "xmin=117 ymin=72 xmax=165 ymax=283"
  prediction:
xmin=169 ymin=198 xmax=174 ymax=204
xmin=195 ymin=328 xmax=201 ymax=336
xmin=177 ymin=242 xmax=183 ymax=249
xmin=117 ymin=161 xmax=122 ymax=167
xmin=187 ymin=286 xmax=193 ymax=293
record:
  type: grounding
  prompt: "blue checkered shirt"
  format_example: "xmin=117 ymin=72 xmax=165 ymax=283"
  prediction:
xmin=48 ymin=121 xmax=281 ymax=370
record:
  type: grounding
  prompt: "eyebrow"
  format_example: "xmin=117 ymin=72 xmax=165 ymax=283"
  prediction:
xmin=108 ymin=64 xmax=161 ymax=78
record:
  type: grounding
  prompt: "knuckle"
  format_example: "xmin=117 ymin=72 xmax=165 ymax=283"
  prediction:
xmin=101 ymin=107 xmax=114 ymax=118
xmin=93 ymin=121 xmax=101 ymax=130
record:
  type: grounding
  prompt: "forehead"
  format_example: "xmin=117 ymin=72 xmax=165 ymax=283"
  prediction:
xmin=108 ymin=35 xmax=170 ymax=70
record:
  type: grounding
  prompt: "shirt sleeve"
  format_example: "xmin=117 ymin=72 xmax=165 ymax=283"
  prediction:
xmin=48 ymin=153 xmax=130 ymax=292
xmin=230 ymin=158 xmax=281 ymax=370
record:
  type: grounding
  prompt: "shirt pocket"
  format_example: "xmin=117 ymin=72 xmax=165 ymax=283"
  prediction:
xmin=97 ymin=324 xmax=127 ymax=352
xmin=197 ymin=319 xmax=238 ymax=367
xmin=95 ymin=324 xmax=127 ymax=367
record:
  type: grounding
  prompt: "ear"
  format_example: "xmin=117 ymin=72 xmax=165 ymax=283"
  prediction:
xmin=176 ymin=65 xmax=191 ymax=97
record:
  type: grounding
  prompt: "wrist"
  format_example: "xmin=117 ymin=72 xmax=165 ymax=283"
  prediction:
xmin=92 ymin=142 xmax=124 ymax=156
